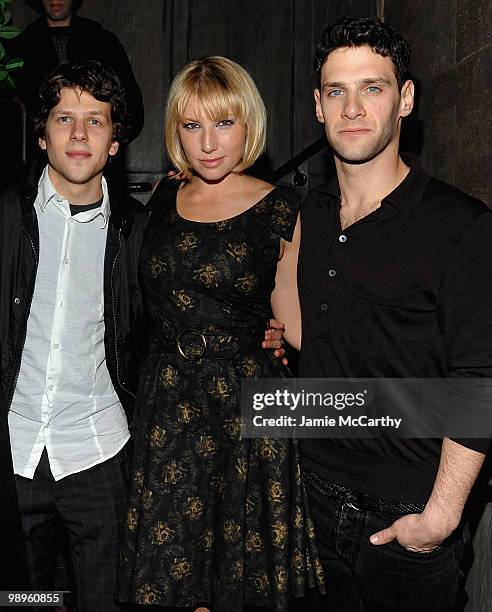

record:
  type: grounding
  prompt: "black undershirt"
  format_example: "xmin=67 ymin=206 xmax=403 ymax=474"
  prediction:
xmin=69 ymin=198 xmax=103 ymax=217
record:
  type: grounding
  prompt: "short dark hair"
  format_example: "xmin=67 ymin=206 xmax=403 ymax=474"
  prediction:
xmin=314 ymin=17 xmax=411 ymax=89
xmin=25 ymin=0 xmax=82 ymax=13
xmin=33 ymin=59 xmax=129 ymax=144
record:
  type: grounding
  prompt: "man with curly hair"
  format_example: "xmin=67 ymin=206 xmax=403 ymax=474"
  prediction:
xmin=0 ymin=59 xmax=146 ymax=611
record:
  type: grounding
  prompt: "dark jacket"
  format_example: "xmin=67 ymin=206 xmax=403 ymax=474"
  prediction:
xmin=10 ymin=14 xmax=144 ymax=142
xmin=0 ymin=170 xmax=147 ymax=588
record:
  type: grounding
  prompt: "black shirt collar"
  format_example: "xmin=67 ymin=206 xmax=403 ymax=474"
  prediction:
xmin=317 ymin=153 xmax=431 ymax=219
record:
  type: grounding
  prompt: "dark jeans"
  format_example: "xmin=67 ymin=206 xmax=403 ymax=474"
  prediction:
xmin=15 ymin=446 xmax=129 ymax=612
xmin=303 ymin=469 xmax=468 ymax=612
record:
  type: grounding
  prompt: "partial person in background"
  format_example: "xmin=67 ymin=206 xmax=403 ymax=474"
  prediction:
xmin=10 ymin=0 xmax=144 ymax=148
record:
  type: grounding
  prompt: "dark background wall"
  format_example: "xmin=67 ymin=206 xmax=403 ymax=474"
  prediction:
xmin=5 ymin=1 xmax=492 ymax=610
xmin=384 ymin=0 xmax=491 ymax=203
xmin=8 ymin=0 xmax=490 ymax=200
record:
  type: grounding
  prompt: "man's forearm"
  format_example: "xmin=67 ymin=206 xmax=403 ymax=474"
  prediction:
xmin=422 ymin=437 xmax=486 ymax=532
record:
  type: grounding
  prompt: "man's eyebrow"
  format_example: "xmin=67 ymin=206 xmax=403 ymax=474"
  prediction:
xmin=321 ymin=77 xmax=392 ymax=90
xmin=322 ymin=81 xmax=345 ymax=91
xmin=359 ymin=77 xmax=392 ymax=86
xmin=54 ymin=109 xmax=106 ymax=115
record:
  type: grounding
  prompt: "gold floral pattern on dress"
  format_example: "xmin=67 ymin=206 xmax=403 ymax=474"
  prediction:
xmin=294 ymin=505 xmax=304 ymax=529
xmin=226 ymin=241 xmax=248 ymax=263
xmin=223 ymin=415 xmax=241 ymax=438
xmin=126 ymin=508 xmax=137 ymax=531
xmin=193 ymin=263 xmax=220 ymax=288
xmin=232 ymin=559 xmax=244 ymax=580
xmin=195 ymin=435 xmax=217 ymax=457
xmin=141 ymin=487 xmax=153 ymax=510
xmin=223 ymin=519 xmax=241 ymax=543
xmin=148 ymin=255 xmax=167 ymax=278
xmin=256 ymin=438 xmax=279 ymax=461
xmin=149 ymin=424 xmax=167 ymax=448
xmin=177 ymin=401 xmax=200 ymax=423
xmin=135 ymin=584 xmax=158 ymax=605
xmin=268 ymin=479 xmax=285 ymax=504
xmin=172 ymin=288 xmax=194 ymax=311
xmin=151 ymin=521 xmax=174 ymax=545
xmin=234 ymin=273 xmax=257 ymax=294
xmin=251 ymin=571 xmax=270 ymax=593
xmin=159 ymin=364 xmax=179 ymax=388
xmin=210 ymin=473 xmax=227 ymax=497
xmin=133 ymin=470 xmax=144 ymax=489
xmin=236 ymin=356 xmax=258 ymax=378
xmin=171 ymin=558 xmax=192 ymax=581
xmin=163 ymin=459 xmax=188 ymax=485
xmin=177 ymin=231 xmax=200 ymax=252
xmin=274 ymin=566 xmax=288 ymax=592
xmin=208 ymin=376 xmax=230 ymax=400
xmin=199 ymin=528 xmax=215 ymax=552
xmin=184 ymin=496 xmax=204 ymax=520
xmin=246 ymin=531 xmax=263 ymax=554
xmin=235 ymin=457 xmax=248 ymax=481
xmin=271 ymin=520 xmax=288 ymax=549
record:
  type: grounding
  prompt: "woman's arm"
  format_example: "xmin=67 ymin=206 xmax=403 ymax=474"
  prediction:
xmin=270 ymin=216 xmax=301 ymax=350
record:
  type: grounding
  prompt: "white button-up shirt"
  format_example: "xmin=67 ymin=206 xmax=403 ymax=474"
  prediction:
xmin=9 ymin=167 xmax=130 ymax=480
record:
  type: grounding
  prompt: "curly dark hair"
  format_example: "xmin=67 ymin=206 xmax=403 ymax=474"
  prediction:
xmin=314 ymin=17 xmax=411 ymax=90
xmin=33 ymin=59 xmax=130 ymax=144
xmin=25 ymin=0 xmax=83 ymax=13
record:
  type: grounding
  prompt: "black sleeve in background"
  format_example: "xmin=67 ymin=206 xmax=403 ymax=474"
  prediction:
xmin=440 ymin=208 xmax=492 ymax=455
xmin=103 ymin=31 xmax=145 ymax=144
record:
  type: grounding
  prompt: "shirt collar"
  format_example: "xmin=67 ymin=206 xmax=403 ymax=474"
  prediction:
xmin=37 ymin=165 xmax=110 ymax=226
xmin=316 ymin=153 xmax=431 ymax=219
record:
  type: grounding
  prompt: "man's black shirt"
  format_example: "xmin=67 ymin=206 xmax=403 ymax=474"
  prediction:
xmin=298 ymin=155 xmax=492 ymax=504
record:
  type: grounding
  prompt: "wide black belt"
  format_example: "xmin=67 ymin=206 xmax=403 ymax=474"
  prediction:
xmin=149 ymin=327 xmax=263 ymax=361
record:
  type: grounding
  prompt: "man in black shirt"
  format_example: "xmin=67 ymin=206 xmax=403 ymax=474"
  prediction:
xmin=298 ymin=17 xmax=491 ymax=611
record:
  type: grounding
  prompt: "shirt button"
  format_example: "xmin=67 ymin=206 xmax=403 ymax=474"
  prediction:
xmin=339 ymin=234 xmax=347 ymax=243
xmin=14 ymin=297 xmax=21 ymax=305
xmin=320 ymin=303 xmax=328 ymax=311
xmin=53 ymin=343 xmax=59 ymax=349
xmin=48 ymin=385 xmax=54 ymax=391
xmin=59 ymin=300 xmax=64 ymax=307
xmin=328 ymin=269 xmax=337 ymax=277
xmin=64 ymin=257 xmax=69 ymax=264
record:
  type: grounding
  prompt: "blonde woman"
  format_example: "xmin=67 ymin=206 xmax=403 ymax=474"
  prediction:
xmin=117 ymin=57 xmax=322 ymax=611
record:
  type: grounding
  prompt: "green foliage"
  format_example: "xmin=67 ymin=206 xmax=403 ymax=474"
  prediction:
xmin=0 ymin=0 xmax=24 ymax=90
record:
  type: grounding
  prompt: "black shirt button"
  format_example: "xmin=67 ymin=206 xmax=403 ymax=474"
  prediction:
xmin=328 ymin=269 xmax=337 ymax=277
xmin=14 ymin=297 xmax=21 ymax=305
xmin=339 ymin=234 xmax=347 ymax=243
xmin=320 ymin=303 xmax=328 ymax=311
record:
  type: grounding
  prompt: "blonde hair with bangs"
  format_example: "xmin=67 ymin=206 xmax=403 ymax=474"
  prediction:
xmin=165 ymin=56 xmax=267 ymax=179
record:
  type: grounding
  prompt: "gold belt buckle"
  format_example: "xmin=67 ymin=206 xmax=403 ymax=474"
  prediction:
xmin=177 ymin=329 xmax=207 ymax=360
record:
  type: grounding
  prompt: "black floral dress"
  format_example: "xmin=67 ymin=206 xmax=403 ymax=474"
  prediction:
xmin=117 ymin=179 xmax=324 ymax=610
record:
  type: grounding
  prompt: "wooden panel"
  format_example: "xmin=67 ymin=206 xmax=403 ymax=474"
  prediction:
xmin=186 ymin=0 xmax=294 ymax=176
xmin=80 ymin=0 xmax=168 ymax=175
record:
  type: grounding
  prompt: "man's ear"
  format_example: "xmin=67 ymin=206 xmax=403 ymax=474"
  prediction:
xmin=314 ymin=89 xmax=325 ymax=124
xmin=399 ymin=80 xmax=415 ymax=118
xmin=109 ymin=141 xmax=119 ymax=156
xmin=39 ymin=137 xmax=47 ymax=151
